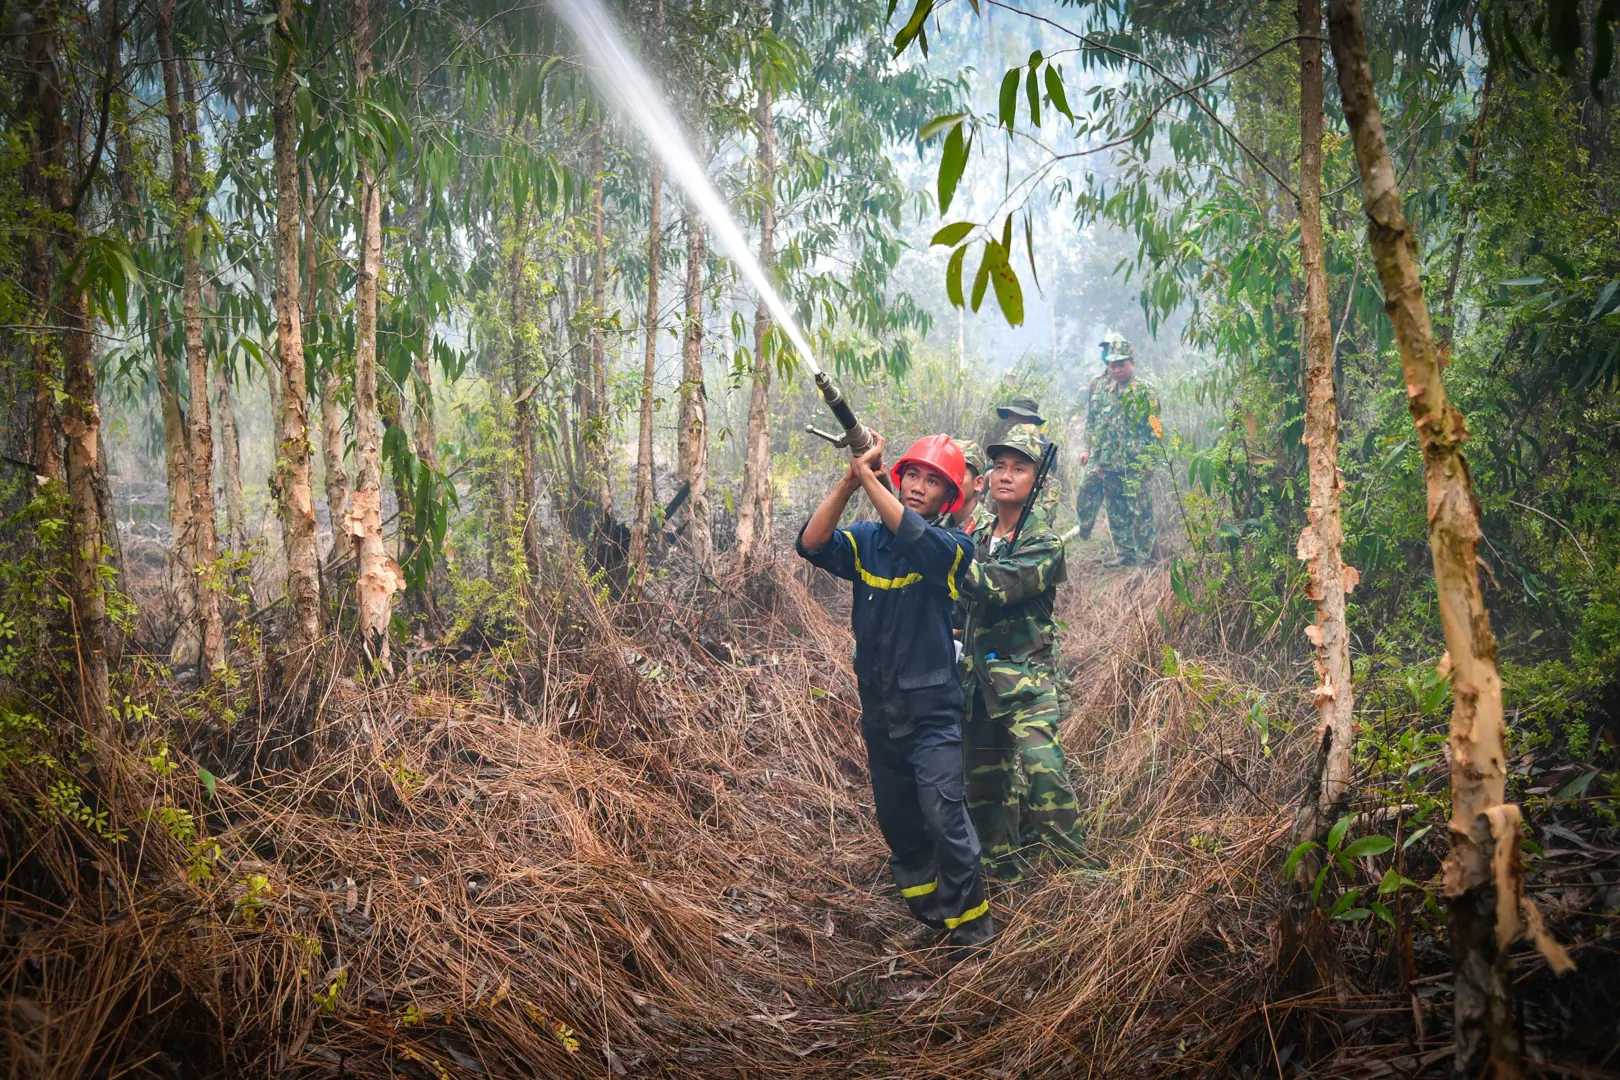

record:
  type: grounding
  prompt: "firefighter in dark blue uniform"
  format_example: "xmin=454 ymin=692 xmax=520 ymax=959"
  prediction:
xmin=796 ymin=433 xmax=997 ymax=957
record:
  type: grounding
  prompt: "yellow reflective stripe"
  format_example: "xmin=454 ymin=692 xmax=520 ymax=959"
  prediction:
xmin=844 ymin=529 xmax=923 ymax=590
xmin=899 ymin=880 xmax=937 ymax=899
xmin=946 ymin=544 xmax=964 ymax=601
xmin=943 ymin=899 xmax=990 ymax=929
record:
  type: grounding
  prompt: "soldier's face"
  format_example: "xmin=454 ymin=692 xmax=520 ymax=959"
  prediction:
xmin=1107 ymin=358 xmax=1134 ymax=385
xmin=899 ymin=464 xmax=955 ymax=517
xmin=990 ymin=452 xmax=1035 ymax=505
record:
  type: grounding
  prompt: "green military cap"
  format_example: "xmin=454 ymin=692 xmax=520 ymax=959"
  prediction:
xmin=1100 ymin=330 xmax=1134 ymax=363
xmin=995 ymin=395 xmax=1044 ymax=424
xmin=987 ymin=423 xmax=1045 ymax=465
xmin=952 ymin=437 xmax=987 ymax=477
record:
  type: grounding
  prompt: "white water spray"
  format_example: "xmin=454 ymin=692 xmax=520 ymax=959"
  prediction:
xmin=548 ymin=0 xmax=823 ymax=379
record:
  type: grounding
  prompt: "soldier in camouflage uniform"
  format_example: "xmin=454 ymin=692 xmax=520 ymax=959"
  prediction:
xmin=984 ymin=396 xmax=1062 ymax=531
xmin=949 ymin=438 xmax=989 ymax=536
xmin=959 ymin=425 xmax=1086 ymax=882
xmin=1076 ymin=332 xmax=1162 ymax=566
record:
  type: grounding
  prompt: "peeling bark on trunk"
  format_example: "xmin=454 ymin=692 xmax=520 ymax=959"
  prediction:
xmin=63 ymin=285 xmax=108 ymax=734
xmin=159 ymin=0 xmax=224 ymax=674
xmin=160 ymin=351 xmax=201 ymax=665
xmin=272 ymin=0 xmax=322 ymax=656
xmin=735 ymin=53 xmax=776 ymax=566
xmin=348 ymin=0 xmax=398 ymax=671
xmin=1292 ymin=0 xmax=1355 ymax=861
xmin=24 ymin=5 xmax=110 ymax=733
xmin=209 ymin=282 xmax=248 ymax=552
xmin=590 ymin=117 xmax=613 ymax=519
xmin=630 ymin=158 xmax=662 ymax=572
xmin=321 ymin=365 xmax=348 ymax=561
xmin=22 ymin=18 xmax=63 ymax=484
xmin=1326 ymin=3 xmax=1569 ymax=1074
xmin=679 ymin=198 xmax=712 ymax=571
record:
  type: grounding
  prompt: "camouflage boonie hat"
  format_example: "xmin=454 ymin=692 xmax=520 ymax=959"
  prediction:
xmin=952 ymin=437 xmax=987 ymax=477
xmin=995 ymin=395 xmax=1044 ymax=423
xmin=986 ymin=423 xmax=1045 ymax=465
xmin=1100 ymin=330 xmax=1134 ymax=364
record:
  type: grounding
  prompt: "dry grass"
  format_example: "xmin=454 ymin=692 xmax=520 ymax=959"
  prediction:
xmin=2 ymin=552 xmax=1334 ymax=1078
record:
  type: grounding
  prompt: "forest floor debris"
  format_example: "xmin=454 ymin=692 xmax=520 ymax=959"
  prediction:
xmin=2 ymin=554 xmax=1616 ymax=1077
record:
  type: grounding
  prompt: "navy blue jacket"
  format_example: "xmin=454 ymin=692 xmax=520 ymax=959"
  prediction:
xmin=796 ymin=508 xmax=975 ymax=737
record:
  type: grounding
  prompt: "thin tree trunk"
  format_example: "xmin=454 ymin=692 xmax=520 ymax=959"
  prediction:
xmin=209 ymin=282 xmax=248 ymax=551
xmin=1326 ymin=3 xmax=1569 ymax=1074
xmin=216 ymin=355 xmax=247 ymax=549
xmin=272 ymin=0 xmax=322 ymax=655
xmin=22 ymin=15 xmax=63 ymax=484
xmin=736 ymin=47 xmax=776 ymax=565
xmin=24 ymin=4 xmax=111 ymax=733
xmin=1293 ymin=0 xmax=1354 ymax=858
xmin=1440 ymin=72 xmax=1492 ymax=338
xmin=348 ymin=0 xmax=398 ymax=670
xmin=679 ymin=197 xmax=712 ymax=571
xmin=160 ymin=349 xmax=200 ymax=664
xmin=158 ymin=0 xmax=224 ymax=674
xmin=411 ymin=332 xmax=440 ymax=617
xmin=321 ymin=366 xmax=348 ymax=557
xmin=510 ymin=205 xmax=541 ymax=581
xmin=590 ymin=116 xmax=613 ymax=519
xmin=62 ymin=282 xmax=109 ymax=734
xmin=630 ymin=159 xmax=662 ymax=571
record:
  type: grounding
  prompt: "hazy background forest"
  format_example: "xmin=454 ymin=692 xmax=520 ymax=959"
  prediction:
xmin=2 ymin=0 xmax=1617 ymax=1076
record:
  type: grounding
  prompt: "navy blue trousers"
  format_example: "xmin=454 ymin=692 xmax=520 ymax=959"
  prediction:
xmin=860 ymin=715 xmax=990 ymax=936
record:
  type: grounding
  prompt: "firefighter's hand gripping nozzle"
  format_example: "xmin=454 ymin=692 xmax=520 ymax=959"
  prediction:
xmin=804 ymin=371 xmax=893 ymax=490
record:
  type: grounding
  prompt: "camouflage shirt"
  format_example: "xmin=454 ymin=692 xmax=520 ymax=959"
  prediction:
xmin=958 ymin=526 xmax=1066 ymax=717
xmin=1084 ymin=374 xmax=1162 ymax=473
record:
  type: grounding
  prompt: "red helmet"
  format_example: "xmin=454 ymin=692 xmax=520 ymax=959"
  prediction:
xmin=890 ymin=434 xmax=967 ymax=515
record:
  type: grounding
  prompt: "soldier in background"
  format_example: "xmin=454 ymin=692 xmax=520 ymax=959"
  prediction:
xmin=949 ymin=438 xmax=989 ymax=536
xmin=983 ymin=396 xmax=1062 ymax=530
xmin=1076 ymin=331 xmax=1162 ymax=566
xmin=959 ymin=425 xmax=1086 ymax=882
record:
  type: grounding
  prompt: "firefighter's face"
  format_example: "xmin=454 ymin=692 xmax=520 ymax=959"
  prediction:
xmin=1107 ymin=357 xmax=1135 ymax=385
xmin=899 ymin=464 xmax=954 ymax=517
xmin=990 ymin=452 xmax=1035 ymax=505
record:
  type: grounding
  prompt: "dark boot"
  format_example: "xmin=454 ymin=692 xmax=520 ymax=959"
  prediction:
xmin=947 ymin=909 xmax=997 ymax=963
xmin=906 ymin=891 xmax=947 ymax=931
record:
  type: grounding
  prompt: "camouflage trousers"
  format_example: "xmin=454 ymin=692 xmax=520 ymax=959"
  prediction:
xmin=964 ymin=687 xmax=1085 ymax=881
xmin=1075 ymin=467 xmax=1155 ymax=563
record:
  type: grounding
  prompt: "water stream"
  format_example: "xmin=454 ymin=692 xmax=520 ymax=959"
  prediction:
xmin=548 ymin=0 xmax=824 ymax=378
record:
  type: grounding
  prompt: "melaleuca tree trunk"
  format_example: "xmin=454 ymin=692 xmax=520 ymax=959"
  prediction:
xmin=23 ymin=1 xmax=111 ymax=733
xmin=321 ymin=364 xmax=349 ymax=562
xmin=159 ymin=352 xmax=200 ymax=665
xmin=630 ymin=157 xmax=663 ymax=572
xmin=272 ymin=0 xmax=322 ymax=656
xmin=348 ymin=0 xmax=399 ymax=670
xmin=208 ymin=282 xmax=249 ymax=552
xmin=678 ymin=195 xmax=712 ymax=571
xmin=411 ymin=332 xmax=440 ymax=616
xmin=158 ymin=0 xmax=225 ymax=674
xmin=735 ymin=32 xmax=775 ymax=566
xmin=509 ymin=204 xmax=541 ymax=583
xmin=590 ymin=116 xmax=613 ymax=520
xmin=1327 ymin=1 xmax=1570 ymax=1073
xmin=1293 ymin=0 xmax=1355 ymax=862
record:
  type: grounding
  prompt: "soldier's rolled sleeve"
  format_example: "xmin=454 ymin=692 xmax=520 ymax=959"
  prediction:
xmin=796 ymin=519 xmax=859 ymax=582
xmin=960 ymin=534 xmax=1064 ymax=605
xmin=888 ymin=508 xmax=974 ymax=595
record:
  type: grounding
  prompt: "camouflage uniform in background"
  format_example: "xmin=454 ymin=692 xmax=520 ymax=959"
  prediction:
xmin=983 ymin=396 xmax=1062 ymax=531
xmin=1076 ymin=372 xmax=1161 ymax=564
xmin=960 ymin=426 xmax=1086 ymax=881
